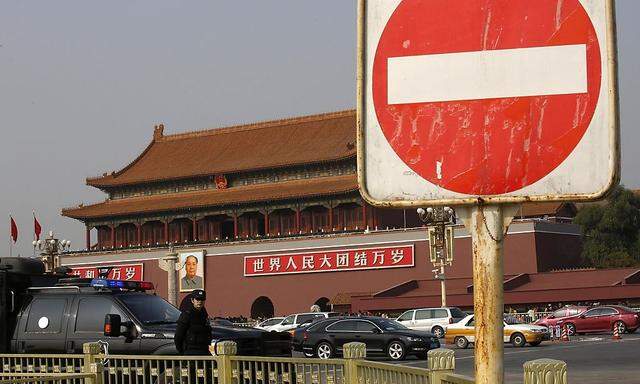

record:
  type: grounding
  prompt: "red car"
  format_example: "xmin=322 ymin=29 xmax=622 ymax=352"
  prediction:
xmin=535 ymin=305 xmax=589 ymax=334
xmin=542 ymin=305 xmax=640 ymax=336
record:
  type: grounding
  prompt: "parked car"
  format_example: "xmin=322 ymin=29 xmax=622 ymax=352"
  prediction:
xmin=534 ymin=305 xmax=590 ymax=332
xmin=255 ymin=317 xmax=285 ymax=331
xmin=445 ymin=315 xmax=549 ymax=348
xmin=548 ymin=305 xmax=640 ymax=336
xmin=270 ymin=312 xmax=339 ymax=333
xmin=292 ymin=316 xmax=440 ymax=361
xmin=396 ymin=307 xmax=467 ymax=338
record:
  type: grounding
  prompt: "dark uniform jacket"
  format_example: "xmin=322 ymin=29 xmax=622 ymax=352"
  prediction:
xmin=174 ymin=303 xmax=212 ymax=355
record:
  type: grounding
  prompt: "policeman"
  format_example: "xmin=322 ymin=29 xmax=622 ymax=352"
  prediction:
xmin=174 ymin=289 xmax=212 ymax=355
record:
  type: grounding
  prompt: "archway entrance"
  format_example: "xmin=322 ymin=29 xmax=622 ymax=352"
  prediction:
xmin=314 ymin=297 xmax=331 ymax=312
xmin=251 ymin=296 xmax=274 ymax=319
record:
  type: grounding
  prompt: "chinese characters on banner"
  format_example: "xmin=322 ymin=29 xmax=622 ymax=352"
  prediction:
xmin=244 ymin=245 xmax=414 ymax=276
xmin=69 ymin=263 xmax=144 ymax=281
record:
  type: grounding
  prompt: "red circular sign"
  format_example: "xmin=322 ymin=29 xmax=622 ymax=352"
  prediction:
xmin=373 ymin=0 xmax=601 ymax=195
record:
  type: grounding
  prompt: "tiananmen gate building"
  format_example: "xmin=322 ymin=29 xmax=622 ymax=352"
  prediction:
xmin=61 ymin=110 xmax=640 ymax=318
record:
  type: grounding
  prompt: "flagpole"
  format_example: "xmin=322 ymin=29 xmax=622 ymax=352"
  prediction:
xmin=8 ymin=214 xmax=12 ymax=258
xmin=33 ymin=211 xmax=36 ymax=258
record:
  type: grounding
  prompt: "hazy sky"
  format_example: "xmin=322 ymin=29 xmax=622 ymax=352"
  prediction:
xmin=1 ymin=1 xmax=638 ymax=256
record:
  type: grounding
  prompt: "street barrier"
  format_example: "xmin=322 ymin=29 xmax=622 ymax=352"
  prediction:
xmin=0 ymin=341 xmax=569 ymax=384
xmin=613 ymin=323 xmax=622 ymax=340
xmin=561 ymin=325 xmax=570 ymax=342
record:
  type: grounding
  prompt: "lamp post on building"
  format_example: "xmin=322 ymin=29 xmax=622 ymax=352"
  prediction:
xmin=33 ymin=231 xmax=71 ymax=272
xmin=417 ymin=207 xmax=455 ymax=307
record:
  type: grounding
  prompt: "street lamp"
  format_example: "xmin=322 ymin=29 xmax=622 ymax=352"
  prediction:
xmin=33 ymin=231 xmax=71 ymax=272
xmin=417 ymin=207 xmax=456 ymax=307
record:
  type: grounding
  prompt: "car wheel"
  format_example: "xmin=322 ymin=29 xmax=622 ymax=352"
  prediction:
xmin=565 ymin=323 xmax=576 ymax=336
xmin=511 ymin=333 xmax=526 ymax=348
xmin=387 ymin=341 xmax=405 ymax=361
xmin=529 ymin=340 xmax=542 ymax=347
xmin=315 ymin=342 xmax=333 ymax=359
xmin=432 ymin=326 xmax=445 ymax=339
xmin=614 ymin=321 xmax=627 ymax=334
xmin=454 ymin=336 xmax=469 ymax=349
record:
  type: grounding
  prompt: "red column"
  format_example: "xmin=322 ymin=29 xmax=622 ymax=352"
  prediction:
xmin=164 ymin=221 xmax=169 ymax=244
xmin=85 ymin=226 xmax=91 ymax=250
xmin=192 ymin=218 xmax=198 ymax=242
xmin=110 ymin=225 xmax=116 ymax=248
xmin=362 ymin=203 xmax=367 ymax=229
xmin=264 ymin=211 xmax=269 ymax=236
xmin=328 ymin=206 xmax=334 ymax=231
xmin=372 ymin=207 xmax=377 ymax=229
xmin=233 ymin=213 xmax=238 ymax=239
xmin=296 ymin=206 xmax=301 ymax=233
xmin=136 ymin=224 xmax=142 ymax=245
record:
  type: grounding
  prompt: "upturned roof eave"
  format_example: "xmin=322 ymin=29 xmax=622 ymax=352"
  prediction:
xmin=84 ymin=153 xmax=357 ymax=189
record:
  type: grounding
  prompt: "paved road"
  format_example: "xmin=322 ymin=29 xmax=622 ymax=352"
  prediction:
xmin=391 ymin=334 xmax=640 ymax=384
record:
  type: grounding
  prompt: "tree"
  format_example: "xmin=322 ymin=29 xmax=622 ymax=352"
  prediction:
xmin=573 ymin=186 xmax=640 ymax=268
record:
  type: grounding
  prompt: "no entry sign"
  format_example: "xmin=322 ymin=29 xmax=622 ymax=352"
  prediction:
xmin=358 ymin=0 xmax=619 ymax=205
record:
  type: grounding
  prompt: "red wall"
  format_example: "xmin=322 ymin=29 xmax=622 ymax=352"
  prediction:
xmin=64 ymin=224 xmax=581 ymax=318
xmin=94 ymin=233 xmax=548 ymax=317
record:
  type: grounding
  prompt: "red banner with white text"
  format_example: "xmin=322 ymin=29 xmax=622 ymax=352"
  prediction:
xmin=244 ymin=245 xmax=414 ymax=276
xmin=69 ymin=263 xmax=144 ymax=281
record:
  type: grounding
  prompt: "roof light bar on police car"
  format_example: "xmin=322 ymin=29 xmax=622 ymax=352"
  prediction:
xmin=89 ymin=279 xmax=154 ymax=291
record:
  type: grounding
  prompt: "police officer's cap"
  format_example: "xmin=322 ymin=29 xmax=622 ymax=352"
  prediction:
xmin=192 ymin=289 xmax=206 ymax=300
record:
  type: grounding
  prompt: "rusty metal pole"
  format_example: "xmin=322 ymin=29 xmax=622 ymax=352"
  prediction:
xmin=440 ymin=263 xmax=447 ymax=307
xmin=459 ymin=204 xmax=517 ymax=384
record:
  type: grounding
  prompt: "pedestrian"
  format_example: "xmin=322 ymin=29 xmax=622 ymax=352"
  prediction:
xmin=175 ymin=289 xmax=212 ymax=355
xmin=526 ymin=307 xmax=535 ymax=323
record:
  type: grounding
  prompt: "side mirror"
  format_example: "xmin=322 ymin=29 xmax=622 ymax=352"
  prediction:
xmin=372 ymin=328 xmax=382 ymax=334
xmin=104 ymin=314 xmax=122 ymax=337
xmin=579 ymin=314 xmax=586 ymax=319
xmin=122 ymin=321 xmax=137 ymax=339
xmin=548 ymin=315 xmax=555 ymax=319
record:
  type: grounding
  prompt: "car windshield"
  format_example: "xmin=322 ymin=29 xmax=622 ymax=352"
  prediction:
xmin=117 ymin=294 xmax=181 ymax=325
xmin=374 ymin=318 xmax=409 ymax=331
xmin=261 ymin=318 xmax=283 ymax=326
xmin=449 ymin=307 xmax=467 ymax=318
xmin=504 ymin=316 xmax=524 ymax=325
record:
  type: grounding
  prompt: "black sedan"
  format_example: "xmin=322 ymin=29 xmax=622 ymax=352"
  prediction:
xmin=292 ymin=316 xmax=440 ymax=361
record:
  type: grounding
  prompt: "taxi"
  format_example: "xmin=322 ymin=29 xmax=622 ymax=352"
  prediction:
xmin=444 ymin=314 xmax=549 ymax=348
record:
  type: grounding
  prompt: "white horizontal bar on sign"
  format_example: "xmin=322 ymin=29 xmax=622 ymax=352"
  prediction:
xmin=387 ymin=44 xmax=588 ymax=104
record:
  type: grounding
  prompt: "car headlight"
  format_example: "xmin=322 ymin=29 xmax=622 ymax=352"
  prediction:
xmin=531 ymin=329 xmax=546 ymax=333
xmin=407 ymin=337 xmax=423 ymax=342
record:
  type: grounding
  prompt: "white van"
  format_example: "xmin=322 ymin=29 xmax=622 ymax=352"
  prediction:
xmin=270 ymin=312 xmax=339 ymax=332
xmin=255 ymin=317 xmax=285 ymax=331
xmin=396 ymin=307 xmax=467 ymax=338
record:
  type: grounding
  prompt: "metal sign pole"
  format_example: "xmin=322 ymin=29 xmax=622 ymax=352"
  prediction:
xmin=459 ymin=204 xmax=517 ymax=384
xmin=440 ymin=263 xmax=447 ymax=307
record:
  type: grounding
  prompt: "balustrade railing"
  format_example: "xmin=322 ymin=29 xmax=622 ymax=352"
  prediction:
xmin=0 ymin=341 xmax=569 ymax=384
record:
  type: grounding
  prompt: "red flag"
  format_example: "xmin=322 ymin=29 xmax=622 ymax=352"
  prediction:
xmin=33 ymin=212 xmax=42 ymax=241
xmin=9 ymin=215 xmax=18 ymax=243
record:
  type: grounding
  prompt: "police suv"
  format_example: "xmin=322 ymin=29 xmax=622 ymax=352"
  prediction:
xmin=0 ymin=257 xmax=290 ymax=355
